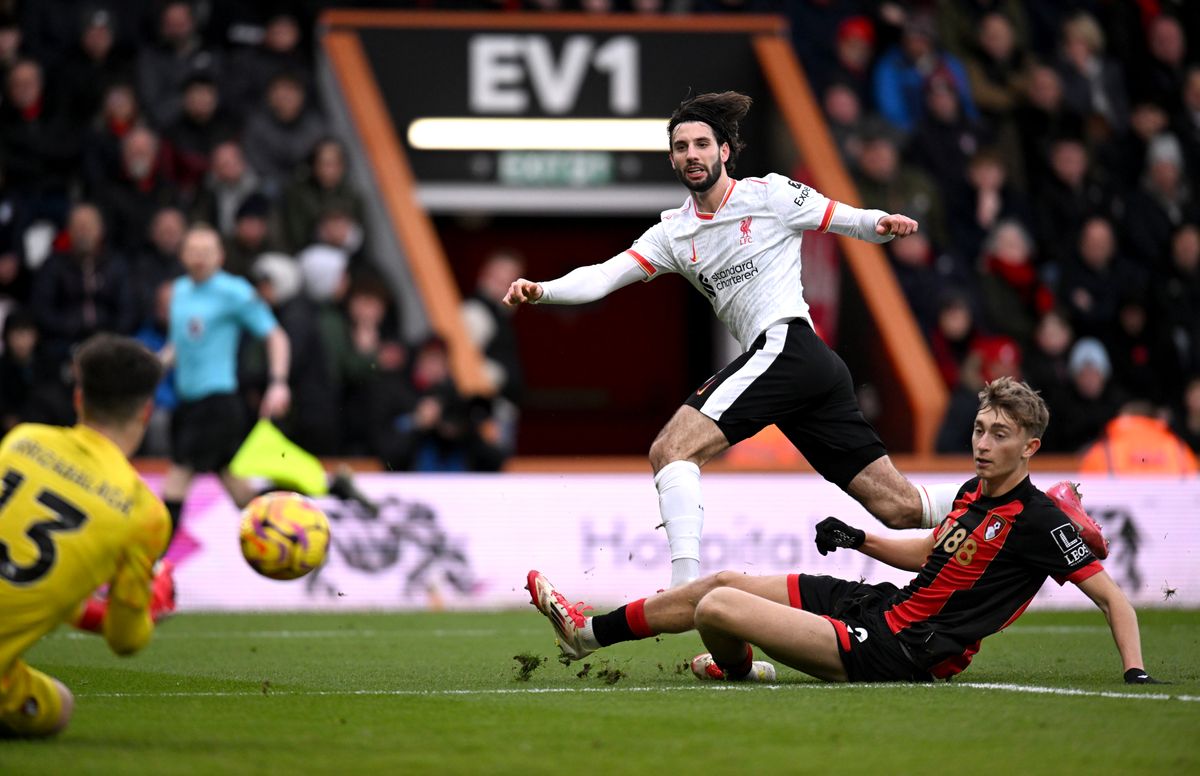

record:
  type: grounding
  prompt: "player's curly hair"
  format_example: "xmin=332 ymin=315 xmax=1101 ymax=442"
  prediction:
xmin=977 ymin=376 xmax=1049 ymax=439
xmin=668 ymin=91 xmax=753 ymax=173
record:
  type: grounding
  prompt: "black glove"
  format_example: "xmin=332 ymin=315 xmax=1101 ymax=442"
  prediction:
xmin=815 ymin=516 xmax=865 ymax=556
xmin=1124 ymin=668 xmax=1167 ymax=685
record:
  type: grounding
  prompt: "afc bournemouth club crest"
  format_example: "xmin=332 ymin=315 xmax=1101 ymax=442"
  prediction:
xmin=984 ymin=515 xmax=1006 ymax=541
xmin=739 ymin=216 xmax=753 ymax=245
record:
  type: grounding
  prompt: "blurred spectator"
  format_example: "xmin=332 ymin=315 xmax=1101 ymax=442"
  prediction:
xmin=0 ymin=14 xmax=21 ymax=82
xmin=192 ymin=140 xmax=262 ymax=238
xmin=250 ymin=252 xmax=337 ymax=454
xmin=1047 ymin=337 xmax=1124 ymax=452
xmin=1123 ymin=133 xmax=1199 ymax=271
xmin=1099 ymin=100 xmax=1172 ymax=192
xmin=1058 ymin=216 xmax=1143 ymax=342
xmin=94 ymin=126 xmax=180 ymax=253
xmin=829 ymin=16 xmax=877 ymax=106
xmin=82 ymin=81 xmax=140 ymax=195
xmin=223 ymin=12 xmax=311 ymax=118
xmin=1106 ymin=290 xmax=1179 ymax=405
xmin=854 ymin=123 xmax=949 ymax=251
xmin=374 ymin=336 xmax=505 ymax=472
xmin=936 ymin=333 xmax=1022 ymax=452
xmin=462 ymin=251 xmax=526 ymax=454
xmin=1154 ymin=223 xmax=1200 ymax=376
xmin=132 ymin=206 xmax=186 ymax=324
xmin=162 ymin=71 xmax=237 ymax=196
xmin=872 ymin=13 xmax=978 ymax=134
xmin=1080 ymin=403 xmax=1198 ymax=475
xmin=908 ymin=69 xmax=993 ymax=205
xmin=282 ymin=138 xmax=365 ymax=253
xmin=20 ymin=0 xmax=141 ymax=66
xmin=298 ymin=242 xmax=369 ymax=454
xmin=0 ymin=164 xmax=30 ymax=305
xmin=136 ymin=0 xmax=223 ymax=129
xmin=1033 ymin=136 xmax=1118 ymax=266
xmin=821 ymin=80 xmax=867 ymax=167
xmin=887 ymin=231 xmax=947 ymax=337
xmin=1022 ymin=308 xmax=1075 ymax=420
xmin=29 ymin=202 xmax=136 ymax=361
xmin=1055 ymin=12 xmax=1129 ymax=140
xmin=949 ymin=149 xmax=1033 ymax=263
xmin=0 ymin=309 xmax=73 ymax=432
xmin=132 ymin=279 xmax=177 ymax=456
xmin=784 ymin=2 xmax=871 ymax=98
xmin=1014 ymin=63 xmax=1082 ymax=196
xmin=1171 ymin=376 xmax=1200 ymax=454
xmin=222 ymin=193 xmax=277 ymax=280
xmin=242 ymin=72 xmax=327 ymax=197
xmin=977 ymin=219 xmax=1051 ymax=345
xmin=930 ymin=291 xmax=982 ymax=390
xmin=960 ymin=10 xmax=1030 ymax=188
xmin=936 ymin=0 xmax=1030 ymax=63
xmin=1131 ymin=14 xmax=1188 ymax=113
xmin=1176 ymin=67 xmax=1200 ymax=187
xmin=342 ymin=277 xmax=397 ymax=454
xmin=52 ymin=7 xmax=134 ymax=127
xmin=0 ymin=59 xmax=77 ymax=226
xmin=306 ymin=206 xmax=364 ymax=266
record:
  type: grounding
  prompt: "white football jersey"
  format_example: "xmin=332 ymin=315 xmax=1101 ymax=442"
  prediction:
xmin=627 ymin=173 xmax=890 ymax=350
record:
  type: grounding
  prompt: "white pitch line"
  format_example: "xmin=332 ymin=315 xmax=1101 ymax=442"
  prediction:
xmin=74 ymin=683 xmax=1199 ymax=703
xmin=53 ymin=628 xmax=522 ymax=640
xmin=1000 ymin=626 xmax=1109 ymax=635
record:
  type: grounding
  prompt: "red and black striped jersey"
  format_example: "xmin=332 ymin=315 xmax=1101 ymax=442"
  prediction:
xmin=882 ymin=476 xmax=1103 ymax=678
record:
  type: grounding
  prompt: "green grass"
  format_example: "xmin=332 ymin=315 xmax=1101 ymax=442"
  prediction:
xmin=3 ymin=609 xmax=1197 ymax=775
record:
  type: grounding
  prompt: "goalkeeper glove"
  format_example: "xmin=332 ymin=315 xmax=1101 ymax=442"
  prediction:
xmin=1124 ymin=668 xmax=1167 ymax=685
xmin=814 ymin=516 xmax=865 ymax=556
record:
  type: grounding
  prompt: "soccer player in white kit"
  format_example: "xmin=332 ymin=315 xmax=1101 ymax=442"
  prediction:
xmin=503 ymin=92 xmax=960 ymax=587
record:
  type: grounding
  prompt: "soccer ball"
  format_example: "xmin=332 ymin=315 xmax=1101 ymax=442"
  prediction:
xmin=239 ymin=491 xmax=331 ymax=580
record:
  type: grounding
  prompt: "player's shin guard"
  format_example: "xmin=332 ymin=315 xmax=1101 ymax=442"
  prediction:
xmin=655 ymin=460 xmax=704 ymax=588
xmin=919 ymin=483 xmax=960 ymax=528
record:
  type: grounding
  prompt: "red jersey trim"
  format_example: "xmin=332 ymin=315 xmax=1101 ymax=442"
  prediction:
xmin=626 ymin=249 xmax=657 ymax=277
xmin=822 ymin=615 xmax=851 ymax=652
xmin=885 ymin=494 xmax=1023 ymax=634
xmin=928 ymin=640 xmax=980 ymax=679
xmin=787 ymin=574 xmax=802 ymax=609
xmin=818 ymin=200 xmax=838 ymax=232
xmin=1062 ymin=560 xmax=1104 ymax=586
xmin=695 ymin=180 xmax=737 ymax=220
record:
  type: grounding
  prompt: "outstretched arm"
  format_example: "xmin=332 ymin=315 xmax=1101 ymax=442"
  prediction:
xmin=502 ymin=253 xmax=647 ymax=308
xmin=814 ymin=517 xmax=935 ymax=572
xmin=1075 ymin=570 xmax=1163 ymax=683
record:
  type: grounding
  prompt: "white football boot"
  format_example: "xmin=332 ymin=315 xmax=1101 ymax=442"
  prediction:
xmin=526 ymin=570 xmax=594 ymax=661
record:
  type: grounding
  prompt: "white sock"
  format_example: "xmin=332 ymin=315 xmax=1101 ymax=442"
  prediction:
xmin=578 ymin=618 xmax=601 ymax=651
xmin=919 ymin=483 xmax=961 ymax=528
xmin=655 ymin=460 xmax=704 ymax=588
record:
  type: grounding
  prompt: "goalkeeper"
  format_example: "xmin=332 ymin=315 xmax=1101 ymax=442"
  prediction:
xmin=528 ymin=377 xmax=1160 ymax=685
xmin=1 ymin=336 xmax=172 ymax=737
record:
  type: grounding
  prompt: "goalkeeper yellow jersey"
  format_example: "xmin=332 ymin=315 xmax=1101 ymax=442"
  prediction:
xmin=0 ymin=424 xmax=169 ymax=672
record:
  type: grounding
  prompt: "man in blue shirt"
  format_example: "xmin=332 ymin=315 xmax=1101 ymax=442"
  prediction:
xmin=160 ymin=224 xmax=292 ymax=534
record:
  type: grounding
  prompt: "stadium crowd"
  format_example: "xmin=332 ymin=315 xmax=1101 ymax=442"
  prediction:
xmin=0 ymin=0 xmax=1196 ymax=467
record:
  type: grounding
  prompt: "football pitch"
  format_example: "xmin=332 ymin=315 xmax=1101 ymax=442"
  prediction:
xmin=4 ymin=609 xmax=1197 ymax=775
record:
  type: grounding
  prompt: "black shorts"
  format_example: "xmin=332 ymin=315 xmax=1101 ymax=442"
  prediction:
xmin=789 ymin=573 xmax=933 ymax=683
xmin=684 ymin=318 xmax=886 ymax=489
xmin=170 ymin=393 xmax=248 ymax=472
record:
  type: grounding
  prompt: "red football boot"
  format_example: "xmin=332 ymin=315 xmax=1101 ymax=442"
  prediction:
xmin=1046 ymin=481 xmax=1109 ymax=560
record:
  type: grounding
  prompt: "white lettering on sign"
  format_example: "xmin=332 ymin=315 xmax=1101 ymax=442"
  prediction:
xmin=469 ymin=34 xmax=639 ymax=115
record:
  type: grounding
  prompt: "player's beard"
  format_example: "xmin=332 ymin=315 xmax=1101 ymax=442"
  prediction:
xmin=675 ymin=157 xmax=722 ymax=193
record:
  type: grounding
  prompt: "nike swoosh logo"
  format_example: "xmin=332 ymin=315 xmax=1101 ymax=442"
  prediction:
xmin=696 ymin=376 xmax=718 ymax=396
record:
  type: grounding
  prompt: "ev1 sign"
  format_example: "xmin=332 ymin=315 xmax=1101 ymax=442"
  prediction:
xmin=468 ymin=34 xmax=640 ymax=115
